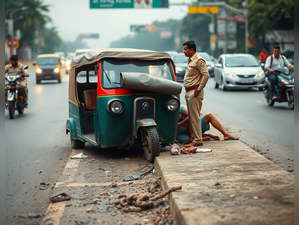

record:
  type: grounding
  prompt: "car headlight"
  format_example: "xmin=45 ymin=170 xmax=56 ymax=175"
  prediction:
xmin=165 ymin=98 xmax=180 ymax=112
xmin=257 ymin=71 xmax=265 ymax=77
xmin=54 ymin=68 xmax=60 ymax=73
xmin=66 ymin=61 xmax=71 ymax=66
xmin=107 ymin=98 xmax=124 ymax=114
xmin=67 ymin=66 xmax=70 ymax=70
xmin=210 ymin=64 xmax=215 ymax=68
xmin=224 ymin=70 xmax=235 ymax=78
xmin=36 ymin=68 xmax=42 ymax=73
xmin=176 ymin=67 xmax=183 ymax=72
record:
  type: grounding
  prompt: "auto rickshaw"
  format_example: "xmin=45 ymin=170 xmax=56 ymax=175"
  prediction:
xmin=66 ymin=48 xmax=182 ymax=162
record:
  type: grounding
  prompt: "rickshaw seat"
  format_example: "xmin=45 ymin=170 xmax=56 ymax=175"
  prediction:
xmin=82 ymin=89 xmax=97 ymax=111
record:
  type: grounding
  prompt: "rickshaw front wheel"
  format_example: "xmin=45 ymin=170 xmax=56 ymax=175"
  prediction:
xmin=70 ymin=135 xmax=85 ymax=149
xmin=141 ymin=127 xmax=160 ymax=163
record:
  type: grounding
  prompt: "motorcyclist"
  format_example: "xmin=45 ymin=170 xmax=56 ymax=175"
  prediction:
xmin=5 ymin=55 xmax=29 ymax=105
xmin=265 ymin=45 xmax=294 ymax=100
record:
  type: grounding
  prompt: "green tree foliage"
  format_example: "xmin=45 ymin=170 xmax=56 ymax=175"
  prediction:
xmin=40 ymin=27 xmax=62 ymax=54
xmin=248 ymin=0 xmax=294 ymax=36
xmin=5 ymin=0 xmax=51 ymax=48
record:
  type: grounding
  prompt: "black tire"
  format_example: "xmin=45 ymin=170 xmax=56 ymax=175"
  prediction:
xmin=8 ymin=101 xmax=15 ymax=119
xmin=17 ymin=103 xmax=24 ymax=114
xmin=36 ymin=79 xmax=40 ymax=84
xmin=288 ymin=92 xmax=294 ymax=110
xmin=267 ymin=97 xmax=275 ymax=106
xmin=70 ymin=135 xmax=85 ymax=149
xmin=222 ymin=84 xmax=228 ymax=91
xmin=58 ymin=76 xmax=61 ymax=83
xmin=258 ymin=87 xmax=263 ymax=91
xmin=214 ymin=78 xmax=219 ymax=89
xmin=141 ymin=127 xmax=160 ymax=163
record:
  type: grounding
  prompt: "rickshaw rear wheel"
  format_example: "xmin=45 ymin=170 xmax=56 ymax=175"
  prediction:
xmin=70 ymin=135 xmax=85 ymax=149
xmin=141 ymin=127 xmax=160 ymax=163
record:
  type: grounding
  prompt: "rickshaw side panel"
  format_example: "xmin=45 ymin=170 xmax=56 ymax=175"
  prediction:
xmin=97 ymin=95 xmax=133 ymax=148
xmin=68 ymin=100 xmax=85 ymax=142
xmin=154 ymin=94 xmax=180 ymax=144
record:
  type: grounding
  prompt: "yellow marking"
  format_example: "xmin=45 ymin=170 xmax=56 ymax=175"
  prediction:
xmin=68 ymin=99 xmax=79 ymax=106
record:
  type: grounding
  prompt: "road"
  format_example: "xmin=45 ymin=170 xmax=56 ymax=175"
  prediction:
xmin=5 ymin=66 xmax=293 ymax=223
xmin=5 ymin=66 xmax=71 ymax=223
xmin=179 ymin=78 xmax=294 ymax=171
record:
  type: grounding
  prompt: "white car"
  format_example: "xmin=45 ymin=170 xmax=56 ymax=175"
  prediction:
xmin=74 ymin=49 xmax=93 ymax=57
xmin=214 ymin=53 xmax=265 ymax=91
xmin=65 ymin=53 xmax=75 ymax=74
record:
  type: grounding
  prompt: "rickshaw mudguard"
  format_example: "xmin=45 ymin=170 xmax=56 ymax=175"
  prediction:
xmin=66 ymin=118 xmax=77 ymax=140
xmin=134 ymin=119 xmax=157 ymax=137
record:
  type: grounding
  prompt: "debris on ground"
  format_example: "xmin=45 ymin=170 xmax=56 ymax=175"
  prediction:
xmin=113 ymin=185 xmax=182 ymax=212
xmin=49 ymin=193 xmax=71 ymax=203
xmin=71 ymin=153 xmax=88 ymax=159
xmin=28 ymin=213 xmax=43 ymax=218
xmin=170 ymin=144 xmax=212 ymax=155
xmin=123 ymin=164 xmax=154 ymax=181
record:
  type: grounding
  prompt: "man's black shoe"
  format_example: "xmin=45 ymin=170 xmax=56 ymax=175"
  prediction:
xmin=23 ymin=101 xmax=28 ymax=108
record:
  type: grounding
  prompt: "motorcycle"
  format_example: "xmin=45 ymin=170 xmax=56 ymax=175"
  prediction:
xmin=5 ymin=65 xmax=29 ymax=119
xmin=263 ymin=67 xmax=294 ymax=109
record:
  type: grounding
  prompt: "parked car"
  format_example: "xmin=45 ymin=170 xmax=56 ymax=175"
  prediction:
xmin=172 ymin=52 xmax=215 ymax=82
xmin=65 ymin=53 xmax=75 ymax=74
xmin=213 ymin=53 xmax=265 ymax=91
xmin=33 ymin=54 xmax=62 ymax=84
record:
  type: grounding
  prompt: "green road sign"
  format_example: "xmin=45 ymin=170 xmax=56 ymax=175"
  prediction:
xmin=90 ymin=0 xmax=168 ymax=9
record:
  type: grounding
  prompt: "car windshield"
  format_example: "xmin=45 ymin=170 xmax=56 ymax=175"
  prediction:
xmin=67 ymin=55 xmax=74 ymax=60
xmin=173 ymin=54 xmax=187 ymax=64
xmin=75 ymin=51 xmax=87 ymax=56
xmin=197 ymin=53 xmax=213 ymax=62
xmin=225 ymin=55 xmax=259 ymax=67
xmin=37 ymin=57 xmax=59 ymax=65
xmin=102 ymin=58 xmax=175 ymax=89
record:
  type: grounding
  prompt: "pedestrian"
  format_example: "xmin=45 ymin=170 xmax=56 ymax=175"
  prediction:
xmin=5 ymin=55 xmax=29 ymax=105
xmin=259 ymin=48 xmax=269 ymax=64
xmin=177 ymin=105 xmax=239 ymax=143
xmin=264 ymin=45 xmax=294 ymax=100
xmin=182 ymin=40 xmax=210 ymax=147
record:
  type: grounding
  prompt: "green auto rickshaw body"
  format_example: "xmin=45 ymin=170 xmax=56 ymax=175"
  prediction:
xmin=66 ymin=48 xmax=182 ymax=160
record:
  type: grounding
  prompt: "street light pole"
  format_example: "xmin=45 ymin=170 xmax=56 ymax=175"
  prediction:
xmin=9 ymin=6 xmax=28 ymax=58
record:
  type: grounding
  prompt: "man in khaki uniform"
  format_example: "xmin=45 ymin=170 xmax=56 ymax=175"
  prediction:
xmin=5 ymin=55 xmax=29 ymax=105
xmin=182 ymin=41 xmax=210 ymax=146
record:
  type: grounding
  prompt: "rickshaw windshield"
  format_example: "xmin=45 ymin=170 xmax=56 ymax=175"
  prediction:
xmin=101 ymin=58 xmax=174 ymax=89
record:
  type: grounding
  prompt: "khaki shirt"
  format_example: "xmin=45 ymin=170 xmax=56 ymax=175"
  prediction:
xmin=5 ymin=62 xmax=28 ymax=81
xmin=183 ymin=53 xmax=210 ymax=90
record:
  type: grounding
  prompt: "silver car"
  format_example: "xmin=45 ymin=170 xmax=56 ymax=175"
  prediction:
xmin=214 ymin=54 xmax=265 ymax=91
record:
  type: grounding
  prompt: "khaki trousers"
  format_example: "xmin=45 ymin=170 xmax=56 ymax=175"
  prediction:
xmin=185 ymin=89 xmax=204 ymax=144
xmin=20 ymin=81 xmax=28 ymax=101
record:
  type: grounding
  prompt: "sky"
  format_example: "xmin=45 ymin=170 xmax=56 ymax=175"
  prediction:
xmin=43 ymin=0 xmax=194 ymax=49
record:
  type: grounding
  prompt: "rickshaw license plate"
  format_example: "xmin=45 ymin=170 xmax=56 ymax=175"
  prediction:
xmin=45 ymin=75 xmax=51 ymax=79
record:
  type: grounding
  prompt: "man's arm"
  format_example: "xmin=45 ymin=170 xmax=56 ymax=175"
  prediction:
xmin=264 ymin=56 xmax=275 ymax=73
xmin=197 ymin=59 xmax=209 ymax=91
xmin=5 ymin=65 xmax=9 ymax=74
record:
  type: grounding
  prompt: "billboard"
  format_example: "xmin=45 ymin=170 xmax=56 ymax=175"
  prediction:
xmin=90 ymin=0 xmax=168 ymax=8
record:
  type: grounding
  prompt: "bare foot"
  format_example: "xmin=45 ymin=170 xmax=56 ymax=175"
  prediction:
xmin=224 ymin=134 xmax=239 ymax=140
xmin=203 ymin=136 xmax=211 ymax=141
xmin=184 ymin=141 xmax=203 ymax=147
xmin=205 ymin=133 xmax=220 ymax=140
xmin=182 ymin=138 xmax=194 ymax=144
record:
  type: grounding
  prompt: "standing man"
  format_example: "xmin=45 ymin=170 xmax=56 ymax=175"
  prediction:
xmin=182 ymin=40 xmax=210 ymax=146
xmin=259 ymin=48 xmax=269 ymax=64
xmin=264 ymin=45 xmax=294 ymax=100
xmin=5 ymin=55 xmax=29 ymax=105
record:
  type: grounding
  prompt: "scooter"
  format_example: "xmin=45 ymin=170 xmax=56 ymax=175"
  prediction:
xmin=5 ymin=65 xmax=29 ymax=119
xmin=263 ymin=67 xmax=294 ymax=109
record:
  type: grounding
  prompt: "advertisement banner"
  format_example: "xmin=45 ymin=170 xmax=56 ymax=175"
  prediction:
xmin=264 ymin=30 xmax=294 ymax=43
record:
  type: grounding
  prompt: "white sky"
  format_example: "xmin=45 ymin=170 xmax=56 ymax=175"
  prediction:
xmin=43 ymin=0 xmax=194 ymax=49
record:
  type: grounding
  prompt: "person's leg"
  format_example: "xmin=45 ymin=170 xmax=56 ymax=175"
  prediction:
xmin=204 ymin=113 xmax=239 ymax=140
xmin=268 ymin=73 xmax=277 ymax=98
xmin=20 ymin=81 xmax=28 ymax=102
xmin=177 ymin=132 xmax=189 ymax=143
xmin=186 ymin=90 xmax=203 ymax=145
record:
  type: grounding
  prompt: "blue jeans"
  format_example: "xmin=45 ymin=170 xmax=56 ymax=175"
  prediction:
xmin=268 ymin=73 xmax=277 ymax=96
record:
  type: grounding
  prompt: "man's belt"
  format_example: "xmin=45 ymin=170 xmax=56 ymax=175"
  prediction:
xmin=185 ymin=86 xmax=198 ymax=92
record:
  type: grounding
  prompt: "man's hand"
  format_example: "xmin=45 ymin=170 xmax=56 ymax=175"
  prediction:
xmin=24 ymin=73 xmax=29 ymax=77
xmin=194 ymin=89 xmax=199 ymax=97
xmin=267 ymin=68 xmax=275 ymax=73
xmin=289 ymin=65 xmax=294 ymax=70
xmin=177 ymin=122 xmax=182 ymax=130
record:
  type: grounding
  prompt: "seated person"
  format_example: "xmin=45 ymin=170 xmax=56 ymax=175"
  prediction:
xmin=177 ymin=105 xmax=239 ymax=144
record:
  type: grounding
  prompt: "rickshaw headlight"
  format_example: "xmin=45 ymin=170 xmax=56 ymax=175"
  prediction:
xmin=107 ymin=98 xmax=124 ymax=114
xmin=165 ymin=98 xmax=179 ymax=112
